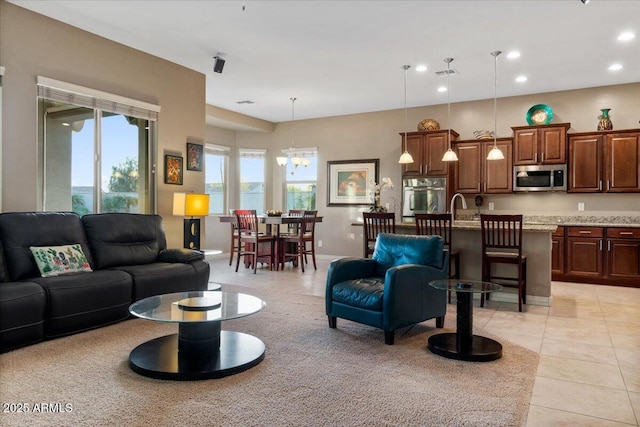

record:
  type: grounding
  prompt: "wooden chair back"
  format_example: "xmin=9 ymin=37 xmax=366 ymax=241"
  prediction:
xmin=415 ymin=213 xmax=452 ymax=247
xmin=480 ymin=214 xmax=524 ymax=256
xmin=300 ymin=210 xmax=318 ymax=236
xmin=362 ymin=212 xmax=396 ymax=257
xmin=235 ymin=209 xmax=259 ymax=235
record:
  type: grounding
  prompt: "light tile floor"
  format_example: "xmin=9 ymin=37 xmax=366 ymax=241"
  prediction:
xmin=208 ymin=253 xmax=640 ymax=426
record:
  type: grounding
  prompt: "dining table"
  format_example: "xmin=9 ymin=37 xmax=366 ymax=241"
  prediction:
xmin=219 ymin=214 xmax=323 ymax=270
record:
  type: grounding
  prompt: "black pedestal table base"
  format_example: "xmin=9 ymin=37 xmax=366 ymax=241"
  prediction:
xmin=428 ymin=281 xmax=502 ymax=362
xmin=129 ymin=328 xmax=265 ymax=380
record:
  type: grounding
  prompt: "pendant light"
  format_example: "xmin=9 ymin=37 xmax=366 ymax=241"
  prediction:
xmin=486 ymin=51 xmax=505 ymax=161
xmin=398 ymin=65 xmax=414 ymax=164
xmin=276 ymin=97 xmax=306 ymax=173
xmin=441 ymin=57 xmax=458 ymax=162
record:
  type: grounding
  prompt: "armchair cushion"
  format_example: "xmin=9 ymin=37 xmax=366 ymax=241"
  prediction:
xmin=331 ymin=277 xmax=384 ymax=311
xmin=372 ymin=233 xmax=444 ymax=277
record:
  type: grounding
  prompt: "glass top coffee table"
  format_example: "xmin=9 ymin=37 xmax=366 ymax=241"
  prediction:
xmin=129 ymin=289 xmax=265 ymax=380
xmin=427 ymin=280 xmax=503 ymax=362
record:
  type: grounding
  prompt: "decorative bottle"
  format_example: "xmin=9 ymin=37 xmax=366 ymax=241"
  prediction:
xmin=597 ymin=108 xmax=613 ymax=131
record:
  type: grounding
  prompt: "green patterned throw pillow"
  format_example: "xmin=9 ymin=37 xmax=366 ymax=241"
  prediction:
xmin=29 ymin=244 xmax=93 ymax=277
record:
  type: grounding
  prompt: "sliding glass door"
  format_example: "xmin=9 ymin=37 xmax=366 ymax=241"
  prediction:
xmin=39 ymin=99 xmax=153 ymax=214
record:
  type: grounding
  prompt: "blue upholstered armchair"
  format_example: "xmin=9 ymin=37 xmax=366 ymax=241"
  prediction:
xmin=326 ymin=233 xmax=449 ymax=345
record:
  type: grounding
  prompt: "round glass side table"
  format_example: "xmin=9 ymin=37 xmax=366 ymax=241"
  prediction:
xmin=428 ymin=279 xmax=503 ymax=362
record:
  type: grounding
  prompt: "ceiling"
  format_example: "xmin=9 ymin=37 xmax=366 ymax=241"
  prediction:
xmin=11 ymin=0 xmax=640 ymax=125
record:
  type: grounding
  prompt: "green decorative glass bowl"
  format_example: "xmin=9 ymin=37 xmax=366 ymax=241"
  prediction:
xmin=526 ymin=104 xmax=553 ymax=125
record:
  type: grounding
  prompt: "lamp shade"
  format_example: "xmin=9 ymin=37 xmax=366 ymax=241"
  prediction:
xmin=398 ymin=151 xmax=414 ymax=164
xmin=173 ymin=192 xmax=210 ymax=217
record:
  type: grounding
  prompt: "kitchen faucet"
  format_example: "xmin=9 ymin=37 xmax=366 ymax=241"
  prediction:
xmin=449 ymin=193 xmax=468 ymax=221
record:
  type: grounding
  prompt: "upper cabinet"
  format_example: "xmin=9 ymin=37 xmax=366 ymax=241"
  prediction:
xmin=569 ymin=129 xmax=640 ymax=193
xmin=400 ymin=130 xmax=459 ymax=176
xmin=453 ymin=138 xmax=513 ymax=194
xmin=512 ymin=123 xmax=570 ymax=165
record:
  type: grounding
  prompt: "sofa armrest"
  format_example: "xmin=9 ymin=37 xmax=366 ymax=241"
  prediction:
xmin=157 ymin=248 xmax=204 ymax=263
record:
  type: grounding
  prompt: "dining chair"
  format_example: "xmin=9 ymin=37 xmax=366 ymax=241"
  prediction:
xmin=415 ymin=213 xmax=460 ymax=303
xmin=279 ymin=210 xmax=318 ymax=272
xmin=362 ymin=212 xmax=396 ymax=258
xmin=235 ymin=209 xmax=277 ymax=274
xmin=228 ymin=209 xmax=240 ymax=266
xmin=480 ymin=214 xmax=527 ymax=312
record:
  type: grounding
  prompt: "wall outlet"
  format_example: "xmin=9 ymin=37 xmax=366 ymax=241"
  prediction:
xmin=385 ymin=203 xmax=390 ymax=210
xmin=578 ymin=202 xmax=585 ymax=211
xmin=318 ymin=240 xmax=323 ymax=247
xmin=347 ymin=233 xmax=355 ymax=240
xmin=488 ymin=202 xmax=495 ymax=211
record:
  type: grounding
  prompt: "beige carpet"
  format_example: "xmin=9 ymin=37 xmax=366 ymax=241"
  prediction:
xmin=0 ymin=285 xmax=538 ymax=426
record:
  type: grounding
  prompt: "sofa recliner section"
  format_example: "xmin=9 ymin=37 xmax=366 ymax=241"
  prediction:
xmin=0 ymin=212 xmax=210 ymax=353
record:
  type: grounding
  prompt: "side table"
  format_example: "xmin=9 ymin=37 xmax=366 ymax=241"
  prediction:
xmin=428 ymin=279 xmax=503 ymax=362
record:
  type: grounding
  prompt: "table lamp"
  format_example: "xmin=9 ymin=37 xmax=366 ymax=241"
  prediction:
xmin=173 ymin=192 xmax=210 ymax=250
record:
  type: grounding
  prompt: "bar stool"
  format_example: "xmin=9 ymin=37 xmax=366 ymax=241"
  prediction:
xmin=415 ymin=213 xmax=460 ymax=303
xmin=362 ymin=212 xmax=395 ymax=258
xmin=480 ymin=214 xmax=527 ymax=312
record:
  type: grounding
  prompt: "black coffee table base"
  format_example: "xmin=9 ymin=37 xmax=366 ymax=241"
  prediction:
xmin=129 ymin=330 xmax=265 ymax=380
xmin=428 ymin=332 xmax=502 ymax=362
xmin=427 ymin=283 xmax=502 ymax=362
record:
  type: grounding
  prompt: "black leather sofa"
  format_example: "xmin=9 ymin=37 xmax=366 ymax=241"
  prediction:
xmin=0 ymin=212 xmax=210 ymax=353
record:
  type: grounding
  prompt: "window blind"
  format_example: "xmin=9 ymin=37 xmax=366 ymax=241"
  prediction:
xmin=37 ymin=76 xmax=160 ymax=122
xmin=239 ymin=148 xmax=267 ymax=159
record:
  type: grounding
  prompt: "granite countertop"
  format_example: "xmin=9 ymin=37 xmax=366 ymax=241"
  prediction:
xmin=355 ymin=214 xmax=640 ymax=231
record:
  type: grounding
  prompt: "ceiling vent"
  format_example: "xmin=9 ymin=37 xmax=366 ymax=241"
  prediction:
xmin=236 ymin=100 xmax=255 ymax=104
xmin=435 ymin=69 xmax=459 ymax=76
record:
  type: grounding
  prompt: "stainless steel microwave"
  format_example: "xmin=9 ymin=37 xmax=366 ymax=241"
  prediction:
xmin=513 ymin=165 xmax=566 ymax=192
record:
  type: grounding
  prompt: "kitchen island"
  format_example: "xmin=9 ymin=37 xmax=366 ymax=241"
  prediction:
xmin=352 ymin=219 xmax=557 ymax=307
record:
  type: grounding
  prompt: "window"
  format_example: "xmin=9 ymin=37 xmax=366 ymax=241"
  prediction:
xmin=284 ymin=148 xmax=317 ymax=210
xmin=205 ymin=144 xmax=229 ymax=214
xmin=37 ymin=77 xmax=158 ymax=215
xmin=239 ymin=149 xmax=266 ymax=213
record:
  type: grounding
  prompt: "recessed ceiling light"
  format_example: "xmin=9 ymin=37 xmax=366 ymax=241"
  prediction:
xmin=507 ymin=51 xmax=521 ymax=59
xmin=437 ymin=86 xmax=447 ymax=93
xmin=415 ymin=65 xmax=428 ymax=72
xmin=515 ymin=75 xmax=528 ymax=83
xmin=609 ymin=63 xmax=623 ymax=71
xmin=618 ymin=31 xmax=636 ymax=42
xmin=62 ymin=122 xmax=70 ymax=126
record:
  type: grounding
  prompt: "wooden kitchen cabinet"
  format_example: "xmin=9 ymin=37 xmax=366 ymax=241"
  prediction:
xmin=568 ymin=133 xmax=602 ymax=192
xmin=551 ymin=226 xmax=565 ymax=276
xmin=565 ymin=226 xmax=603 ymax=278
xmin=568 ymin=129 xmax=640 ymax=193
xmin=512 ymin=123 xmax=570 ymax=166
xmin=555 ymin=226 xmax=640 ymax=287
xmin=606 ymin=228 xmax=640 ymax=280
xmin=400 ymin=130 xmax=459 ymax=176
xmin=606 ymin=131 xmax=640 ymax=192
xmin=453 ymin=138 xmax=513 ymax=194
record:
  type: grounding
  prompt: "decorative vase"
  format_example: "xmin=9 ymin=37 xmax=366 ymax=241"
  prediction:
xmin=597 ymin=108 xmax=613 ymax=131
xmin=417 ymin=118 xmax=440 ymax=131
xmin=370 ymin=192 xmax=387 ymax=212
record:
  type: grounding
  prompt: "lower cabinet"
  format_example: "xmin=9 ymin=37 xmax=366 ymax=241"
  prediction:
xmin=552 ymin=226 xmax=640 ymax=287
xmin=551 ymin=226 xmax=565 ymax=276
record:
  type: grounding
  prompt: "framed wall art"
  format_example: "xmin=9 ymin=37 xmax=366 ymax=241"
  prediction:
xmin=164 ymin=154 xmax=183 ymax=185
xmin=327 ymin=159 xmax=379 ymax=207
xmin=186 ymin=142 xmax=204 ymax=171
